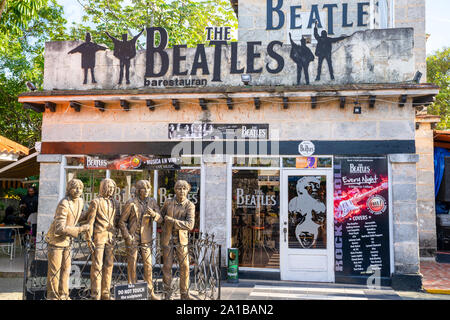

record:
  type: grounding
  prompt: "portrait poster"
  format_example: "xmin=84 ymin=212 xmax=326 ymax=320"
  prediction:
xmin=333 ymin=156 xmax=391 ymax=282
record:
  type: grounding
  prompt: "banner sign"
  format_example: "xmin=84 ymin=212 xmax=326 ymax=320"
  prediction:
xmin=168 ymin=123 xmax=269 ymax=140
xmin=114 ymin=283 xmax=147 ymax=300
xmin=84 ymin=155 xmax=181 ymax=170
xmin=333 ymin=156 xmax=390 ymax=282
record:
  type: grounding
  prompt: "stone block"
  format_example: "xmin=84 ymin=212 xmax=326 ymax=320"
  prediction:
xmin=393 ymin=202 xmax=417 ymax=223
xmin=394 ymin=222 xmax=418 ymax=243
xmin=416 ymin=184 xmax=435 ymax=201
xmin=416 ymin=200 xmax=435 ymax=217
xmin=379 ymin=121 xmax=414 ymax=139
xmin=42 ymin=123 xmax=82 ymax=141
xmin=393 ymin=242 xmax=420 ymax=272
xmin=417 ymin=154 xmax=433 ymax=169
xmin=37 ymin=196 xmax=59 ymax=216
xmin=38 ymin=181 xmax=60 ymax=198
xmin=392 ymin=183 xmax=417 ymax=202
xmin=37 ymin=154 xmax=63 ymax=163
xmin=39 ymin=163 xmax=61 ymax=181
xmin=416 ymin=170 xmax=435 ymax=186
xmin=415 ymin=139 xmax=434 ymax=154
xmin=389 ymin=154 xmax=419 ymax=163
xmin=332 ymin=121 xmax=377 ymax=140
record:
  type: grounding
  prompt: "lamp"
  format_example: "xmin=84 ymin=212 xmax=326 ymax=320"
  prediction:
xmin=241 ymin=74 xmax=252 ymax=86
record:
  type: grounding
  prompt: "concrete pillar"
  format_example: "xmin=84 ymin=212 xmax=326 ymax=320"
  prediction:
xmin=203 ymin=160 xmax=228 ymax=266
xmin=389 ymin=153 xmax=422 ymax=291
xmin=36 ymin=154 xmax=63 ymax=241
xmin=415 ymin=117 xmax=439 ymax=258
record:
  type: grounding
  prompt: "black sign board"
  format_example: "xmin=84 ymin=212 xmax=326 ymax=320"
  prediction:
xmin=168 ymin=123 xmax=269 ymax=140
xmin=333 ymin=156 xmax=391 ymax=284
xmin=114 ymin=283 xmax=148 ymax=300
xmin=84 ymin=155 xmax=182 ymax=170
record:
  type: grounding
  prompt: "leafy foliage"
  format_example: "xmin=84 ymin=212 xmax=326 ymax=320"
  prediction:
xmin=0 ymin=0 xmax=67 ymax=147
xmin=427 ymin=47 xmax=450 ymax=129
xmin=69 ymin=0 xmax=238 ymax=48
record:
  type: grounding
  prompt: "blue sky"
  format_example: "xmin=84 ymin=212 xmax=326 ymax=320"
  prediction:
xmin=57 ymin=0 xmax=449 ymax=55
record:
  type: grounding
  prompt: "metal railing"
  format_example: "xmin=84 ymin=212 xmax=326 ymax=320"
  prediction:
xmin=23 ymin=232 xmax=221 ymax=300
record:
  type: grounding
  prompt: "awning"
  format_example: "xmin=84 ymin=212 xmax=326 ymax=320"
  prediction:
xmin=0 ymin=151 xmax=39 ymax=179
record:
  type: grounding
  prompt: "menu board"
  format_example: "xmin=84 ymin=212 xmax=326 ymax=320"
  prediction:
xmin=333 ymin=156 xmax=390 ymax=282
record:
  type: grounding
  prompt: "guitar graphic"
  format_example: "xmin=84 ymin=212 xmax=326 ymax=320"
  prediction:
xmin=335 ymin=182 xmax=388 ymax=219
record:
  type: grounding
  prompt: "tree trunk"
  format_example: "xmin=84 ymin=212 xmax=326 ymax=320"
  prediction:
xmin=0 ymin=0 xmax=6 ymax=21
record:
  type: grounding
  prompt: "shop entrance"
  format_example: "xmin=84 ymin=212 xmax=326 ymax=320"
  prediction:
xmin=280 ymin=169 xmax=334 ymax=282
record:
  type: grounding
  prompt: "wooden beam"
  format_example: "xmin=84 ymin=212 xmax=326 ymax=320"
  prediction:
xmin=94 ymin=101 xmax=105 ymax=112
xmin=120 ymin=100 xmax=130 ymax=111
xmin=69 ymin=101 xmax=81 ymax=112
xmin=23 ymin=103 xmax=45 ymax=113
xmin=45 ymin=102 xmax=56 ymax=112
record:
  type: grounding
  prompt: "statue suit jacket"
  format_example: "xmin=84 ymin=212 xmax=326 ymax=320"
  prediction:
xmin=85 ymin=197 xmax=120 ymax=246
xmin=119 ymin=197 xmax=162 ymax=244
xmin=45 ymin=197 xmax=85 ymax=248
xmin=160 ymin=198 xmax=195 ymax=247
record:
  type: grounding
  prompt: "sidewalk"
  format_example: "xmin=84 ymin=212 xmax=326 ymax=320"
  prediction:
xmin=221 ymin=279 xmax=450 ymax=300
xmin=421 ymin=257 xmax=450 ymax=294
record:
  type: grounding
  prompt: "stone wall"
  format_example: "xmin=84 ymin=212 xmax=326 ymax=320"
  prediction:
xmin=238 ymin=0 xmax=426 ymax=80
xmin=36 ymin=155 xmax=62 ymax=240
xmin=390 ymin=154 xmax=422 ymax=290
xmin=415 ymin=119 xmax=438 ymax=257
xmin=41 ymin=97 xmax=415 ymax=143
xmin=43 ymin=28 xmax=415 ymax=90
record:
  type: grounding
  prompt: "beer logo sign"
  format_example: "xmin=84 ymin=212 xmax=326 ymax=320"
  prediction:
xmin=367 ymin=195 xmax=387 ymax=215
xmin=131 ymin=157 xmax=141 ymax=168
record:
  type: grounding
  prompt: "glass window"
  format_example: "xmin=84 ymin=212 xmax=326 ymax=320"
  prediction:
xmin=283 ymin=157 xmax=332 ymax=168
xmin=157 ymin=169 xmax=201 ymax=238
xmin=231 ymin=170 xmax=280 ymax=268
xmin=233 ymin=157 xmax=280 ymax=168
xmin=66 ymin=169 xmax=106 ymax=211
xmin=287 ymin=175 xmax=327 ymax=249
xmin=109 ymin=170 xmax=154 ymax=211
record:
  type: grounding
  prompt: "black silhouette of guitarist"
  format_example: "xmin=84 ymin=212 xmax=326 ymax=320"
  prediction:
xmin=289 ymin=33 xmax=315 ymax=85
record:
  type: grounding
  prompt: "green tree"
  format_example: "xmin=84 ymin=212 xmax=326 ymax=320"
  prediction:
xmin=0 ymin=0 xmax=67 ymax=147
xmin=0 ymin=0 xmax=47 ymax=34
xmin=427 ymin=47 xmax=450 ymax=129
xmin=70 ymin=0 xmax=237 ymax=48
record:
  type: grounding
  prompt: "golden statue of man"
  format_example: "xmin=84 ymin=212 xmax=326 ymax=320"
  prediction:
xmin=119 ymin=180 xmax=162 ymax=300
xmin=160 ymin=180 xmax=195 ymax=300
xmin=85 ymin=178 xmax=119 ymax=300
xmin=45 ymin=179 xmax=90 ymax=300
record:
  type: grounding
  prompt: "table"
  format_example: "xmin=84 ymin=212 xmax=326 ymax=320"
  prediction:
xmin=0 ymin=225 xmax=24 ymax=247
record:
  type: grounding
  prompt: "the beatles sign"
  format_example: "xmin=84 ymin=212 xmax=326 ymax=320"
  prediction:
xmin=45 ymin=8 xmax=414 ymax=90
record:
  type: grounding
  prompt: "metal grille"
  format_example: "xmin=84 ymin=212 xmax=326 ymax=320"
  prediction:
xmin=23 ymin=232 xmax=221 ymax=300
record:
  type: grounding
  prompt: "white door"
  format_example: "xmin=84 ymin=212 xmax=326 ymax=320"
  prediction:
xmin=280 ymin=169 xmax=334 ymax=282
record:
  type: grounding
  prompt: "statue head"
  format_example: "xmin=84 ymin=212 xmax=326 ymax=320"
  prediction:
xmin=135 ymin=180 xmax=151 ymax=200
xmin=99 ymin=178 xmax=116 ymax=198
xmin=301 ymin=37 xmax=307 ymax=46
xmin=85 ymin=32 xmax=92 ymax=43
xmin=174 ymin=180 xmax=191 ymax=203
xmin=122 ymin=33 xmax=128 ymax=42
xmin=66 ymin=179 xmax=84 ymax=200
xmin=321 ymin=30 xmax=327 ymax=38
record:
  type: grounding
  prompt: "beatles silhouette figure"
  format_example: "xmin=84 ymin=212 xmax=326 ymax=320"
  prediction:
xmin=314 ymin=20 xmax=348 ymax=81
xmin=105 ymin=29 xmax=144 ymax=85
xmin=68 ymin=32 xmax=107 ymax=84
xmin=289 ymin=33 xmax=315 ymax=85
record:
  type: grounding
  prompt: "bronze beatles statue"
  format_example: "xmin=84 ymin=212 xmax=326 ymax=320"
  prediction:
xmin=119 ymin=180 xmax=162 ymax=300
xmin=85 ymin=178 xmax=119 ymax=300
xmin=45 ymin=177 xmax=197 ymax=300
xmin=45 ymin=179 xmax=90 ymax=300
xmin=160 ymin=180 xmax=196 ymax=300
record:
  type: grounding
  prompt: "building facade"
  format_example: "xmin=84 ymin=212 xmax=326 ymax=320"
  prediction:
xmin=19 ymin=0 xmax=438 ymax=290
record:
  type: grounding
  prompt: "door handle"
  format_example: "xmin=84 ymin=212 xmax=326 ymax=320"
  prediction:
xmin=283 ymin=227 xmax=287 ymax=242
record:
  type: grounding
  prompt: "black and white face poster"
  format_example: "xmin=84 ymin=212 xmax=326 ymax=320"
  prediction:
xmin=333 ymin=156 xmax=391 ymax=283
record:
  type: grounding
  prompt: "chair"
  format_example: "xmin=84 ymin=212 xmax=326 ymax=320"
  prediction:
xmin=0 ymin=228 xmax=15 ymax=260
